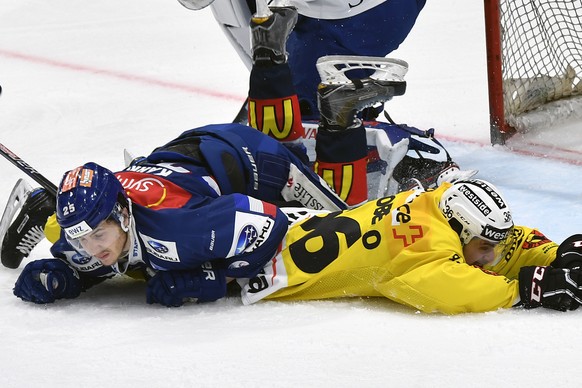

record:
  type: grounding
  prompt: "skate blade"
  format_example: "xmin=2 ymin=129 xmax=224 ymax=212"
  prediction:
xmin=316 ymin=55 xmax=409 ymax=85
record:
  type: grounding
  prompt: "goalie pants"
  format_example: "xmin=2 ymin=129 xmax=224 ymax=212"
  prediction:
xmin=287 ymin=0 xmax=427 ymax=118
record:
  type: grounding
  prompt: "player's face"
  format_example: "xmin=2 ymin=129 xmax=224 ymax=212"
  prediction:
xmin=77 ymin=219 xmax=128 ymax=266
xmin=463 ymin=238 xmax=498 ymax=267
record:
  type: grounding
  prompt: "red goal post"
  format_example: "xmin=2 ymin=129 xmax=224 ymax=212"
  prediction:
xmin=484 ymin=0 xmax=582 ymax=144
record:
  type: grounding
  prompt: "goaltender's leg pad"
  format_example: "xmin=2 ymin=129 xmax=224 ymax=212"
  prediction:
xmin=365 ymin=127 xmax=409 ymax=197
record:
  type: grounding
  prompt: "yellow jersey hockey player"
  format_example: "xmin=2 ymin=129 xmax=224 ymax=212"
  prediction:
xmin=239 ymin=179 xmax=582 ymax=314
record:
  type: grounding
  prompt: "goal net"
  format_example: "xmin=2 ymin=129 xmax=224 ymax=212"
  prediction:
xmin=484 ymin=0 xmax=582 ymax=143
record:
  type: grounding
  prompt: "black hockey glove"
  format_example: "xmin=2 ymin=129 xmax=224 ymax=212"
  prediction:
xmin=552 ymin=234 xmax=582 ymax=269
xmin=13 ymin=259 xmax=82 ymax=304
xmin=519 ymin=266 xmax=582 ymax=311
xmin=146 ymin=264 xmax=227 ymax=307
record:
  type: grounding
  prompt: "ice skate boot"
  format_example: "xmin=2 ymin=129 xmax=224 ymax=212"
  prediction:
xmin=393 ymin=156 xmax=478 ymax=192
xmin=0 ymin=180 xmax=55 ymax=269
xmin=250 ymin=3 xmax=298 ymax=65
xmin=316 ymin=56 xmax=408 ymax=130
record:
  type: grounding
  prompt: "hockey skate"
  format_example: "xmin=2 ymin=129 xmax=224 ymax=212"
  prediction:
xmin=316 ymin=55 xmax=408 ymax=130
xmin=250 ymin=3 xmax=298 ymax=65
xmin=393 ymin=156 xmax=478 ymax=192
xmin=0 ymin=179 xmax=55 ymax=269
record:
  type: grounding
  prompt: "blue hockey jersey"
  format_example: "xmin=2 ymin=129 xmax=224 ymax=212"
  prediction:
xmin=49 ymin=124 xmax=324 ymax=285
xmin=51 ymin=165 xmax=288 ymax=283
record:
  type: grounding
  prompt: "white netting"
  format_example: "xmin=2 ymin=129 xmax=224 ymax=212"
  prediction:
xmin=499 ymin=0 xmax=582 ymax=131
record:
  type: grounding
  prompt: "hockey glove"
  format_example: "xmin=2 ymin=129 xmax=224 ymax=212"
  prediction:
xmin=552 ymin=234 xmax=582 ymax=269
xmin=146 ymin=263 xmax=226 ymax=307
xmin=13 ymin=258 xmax=82 ymax=304
xmin=519 ymin=266 xmax=582 ymax=311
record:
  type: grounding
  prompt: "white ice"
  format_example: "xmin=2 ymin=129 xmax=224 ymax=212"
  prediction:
xmin=0 ymin=1 xmax=581 ymax=387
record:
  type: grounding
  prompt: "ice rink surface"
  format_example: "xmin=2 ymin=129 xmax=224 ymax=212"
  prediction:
xmin=1 ymin=1 xmax=582 ymax=387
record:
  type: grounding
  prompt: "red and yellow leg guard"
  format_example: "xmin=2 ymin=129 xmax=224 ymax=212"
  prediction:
xmin=248 ymin=95 xmax=305 ymax=142
xmin=314 ymin=125 xmax=369 ymax=206
xmin=314 ymin=157 xmax=368 ymax=206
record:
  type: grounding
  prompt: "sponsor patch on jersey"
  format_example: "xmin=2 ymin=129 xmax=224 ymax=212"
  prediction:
xmin=147 ymin=240 xmax=170 ymax=254
xmin=71 ymin=252 xmax=92 ymax=265
xmin=235 ymin=225 xmax=258 ymax=254
xmin=63 ymin=250 xmax=103 ymax=272
xmin=522 ymin=229 xmax=552 ymax=249
xmin=227 ymin=211 xmax=275 ymax=257
xmin=77 ymin=261 xmax=104 ymax=272
xmin=116 ymin=171 xmax=192 ymax=209
xmin=138 ymin=232 xmax=180 ymax=263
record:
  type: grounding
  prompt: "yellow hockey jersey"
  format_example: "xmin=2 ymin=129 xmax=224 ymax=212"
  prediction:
xmin=240 ymin=183 xmax=558 ymax=314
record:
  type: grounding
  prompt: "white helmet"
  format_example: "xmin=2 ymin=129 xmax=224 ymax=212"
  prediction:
xmin=439 ymin=179 xmax=513 ymax=245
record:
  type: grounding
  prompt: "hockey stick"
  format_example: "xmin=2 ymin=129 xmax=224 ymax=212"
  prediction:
xmin=232 ymin=100 xmax=248 ymax=124
xmin=0 ymin=143 xmax=58 ymax=197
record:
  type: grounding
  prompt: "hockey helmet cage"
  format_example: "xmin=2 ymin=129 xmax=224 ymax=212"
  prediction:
xmin=56 ymin=162 xmax=129 ymax=240
xmin=439 ymin=179 xmax=513 ymax=246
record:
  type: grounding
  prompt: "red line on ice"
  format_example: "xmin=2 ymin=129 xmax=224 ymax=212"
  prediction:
xmin=3 ymin=49 xmax=580 ymax=165
xmin=0 ymin=49 xmax=245 ymax=102
xmin=437 ymin=133 xmax=582 ymax=166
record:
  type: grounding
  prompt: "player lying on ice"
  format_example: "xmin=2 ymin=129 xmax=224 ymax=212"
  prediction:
xmin=7 ymin=6 xmax=581 ymax=314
